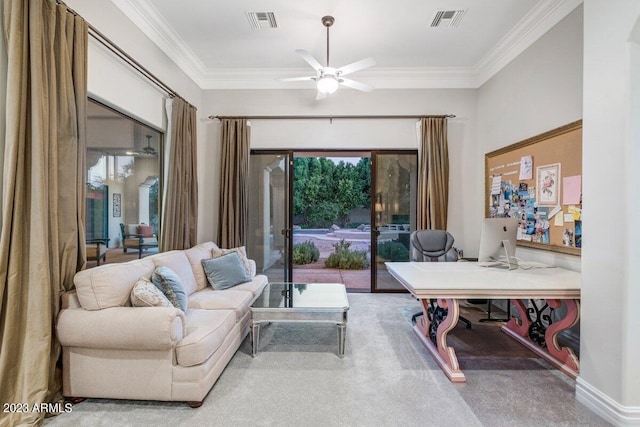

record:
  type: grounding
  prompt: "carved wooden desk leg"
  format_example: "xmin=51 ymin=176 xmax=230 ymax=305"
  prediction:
xmin=413 ymin=298 xmax=465 ymax=382
xmin=502 ymin=298 xmax=580 ymax=378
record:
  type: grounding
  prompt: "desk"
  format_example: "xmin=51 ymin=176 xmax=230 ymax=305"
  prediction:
xmin=386 ymin=262 xmax=580 ymax=382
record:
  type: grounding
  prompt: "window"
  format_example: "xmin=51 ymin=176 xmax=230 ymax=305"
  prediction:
xmin=86 ymin=99 xmax=162 ymax=249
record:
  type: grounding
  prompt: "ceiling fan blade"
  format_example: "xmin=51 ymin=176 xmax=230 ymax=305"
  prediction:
xmin=315 ymin=91 xmax=327 ymax=101
xmin=277 ymin=76 xmax=316 ymax=82
xmin=339 ymin=78 xmax=374 ymax=92
xmin=295 ymin=49 xmax=324 ymax=71
xmin=337 ymin=57 xmax=376 ymax=76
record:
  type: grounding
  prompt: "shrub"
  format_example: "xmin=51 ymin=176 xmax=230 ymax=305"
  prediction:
xmin=306 ymin=201 xmax=341 ymax=228
xmin=293 ymin=241 xmax=320 ymax=265
xmin=325 ymin=239 xmax=369 ymax=270
xmin=377 ymin=240 xmax=409 ymax=262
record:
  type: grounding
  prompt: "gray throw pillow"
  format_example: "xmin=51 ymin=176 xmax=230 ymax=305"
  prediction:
xmin=151 ymin=266 xmax=188 ymax=312
xmin=202 ymin=252 xmax=251 ymax=290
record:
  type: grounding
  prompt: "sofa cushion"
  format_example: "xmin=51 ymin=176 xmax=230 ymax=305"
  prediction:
xmin=202 ymin=252 xmax=250 ymax=290
xmin=176 ymin=309 xmax=236 ymax=367
xmin=232 ymin=274 xmax=268 ymax=297
xmin=151 ymin=251 xmax=198 ymax=296
xmin=130 ymin=278 xmax=172 ymax=308
xmin=151 ymin=267 xmax=188 ymax=312
xmin=74 ymin=259 xmax=156 ymax=310
xmin=214 ymin=246 xmax=253 ymax=278
xmin=184 ymin=242 xmax=221 ymax=293
xmin=188 ymin=288 xmax=253 ymax=322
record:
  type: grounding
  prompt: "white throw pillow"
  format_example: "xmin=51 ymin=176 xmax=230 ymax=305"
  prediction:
xmin=130 ymin=277 xmax=173 ymax=308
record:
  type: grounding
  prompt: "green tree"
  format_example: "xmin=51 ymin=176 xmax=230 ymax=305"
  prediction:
xmin=293 ymin=156 xmax=371 ymax=228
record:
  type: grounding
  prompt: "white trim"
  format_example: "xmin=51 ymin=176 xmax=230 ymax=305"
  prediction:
xmin=576 ymin=377 xmax=640 ymax=426
xmin=474 ymin=0 xmax=583 ymax=87
xmin=111 ymin=0 xmax=583 ymax=90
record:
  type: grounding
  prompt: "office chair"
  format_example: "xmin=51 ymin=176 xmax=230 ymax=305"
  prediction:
xmin=409 ymin=229 xmax=472 ymax=329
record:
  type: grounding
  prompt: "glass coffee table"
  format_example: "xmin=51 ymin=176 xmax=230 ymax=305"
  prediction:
xmin=250 ymin=283 xmax=349 ymax=358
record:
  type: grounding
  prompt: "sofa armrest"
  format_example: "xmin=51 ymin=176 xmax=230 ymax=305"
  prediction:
xmin=57 ymin=307 xmax=185 ymax=350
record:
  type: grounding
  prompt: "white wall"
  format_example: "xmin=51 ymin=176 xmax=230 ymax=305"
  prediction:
xmin=577 ymin=1 xmax=640 ymax=423
xmin=202 ymin=88 xmax=479 ymax=253
xmin=477 ymin=5 xmax=584 ymax=270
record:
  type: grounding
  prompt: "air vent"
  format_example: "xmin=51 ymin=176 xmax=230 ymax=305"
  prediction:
xmin=430 ymin=9 xmax=466 ymax=28
xmin=246 ymin=12 xmax=278 ymax=29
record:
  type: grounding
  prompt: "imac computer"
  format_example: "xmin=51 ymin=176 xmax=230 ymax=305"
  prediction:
xmin=477 ymin=218 xmax=519 ymax=269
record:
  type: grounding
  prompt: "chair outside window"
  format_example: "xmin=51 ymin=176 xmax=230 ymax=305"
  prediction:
xmin=86 ymin=238 xmax=109 ymax=266
xmin=120 ymin=223 xmax=158 ymax=259
xmin=409 ymin=229 xmax=472 ymax=329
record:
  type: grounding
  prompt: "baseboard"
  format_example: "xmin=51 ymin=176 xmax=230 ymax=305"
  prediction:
xmin=576 ymin=377 xmax=640 ymax=426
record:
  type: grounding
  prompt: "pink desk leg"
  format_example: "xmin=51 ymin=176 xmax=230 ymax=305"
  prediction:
xmin=502 ymin=298 xmax=580 ymax=378
xmin=414 ymin=298 xmax=465 ymax=382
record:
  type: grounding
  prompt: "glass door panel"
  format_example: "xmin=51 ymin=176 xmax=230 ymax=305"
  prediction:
xmin=246 ymin=152 xmax=292 ymax=282
xmin=372 ymin=152 xmax=417 ymax=291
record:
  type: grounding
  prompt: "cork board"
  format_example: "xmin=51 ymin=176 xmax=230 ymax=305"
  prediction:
xmin=485 ymin=120 xmax=582 ymax=256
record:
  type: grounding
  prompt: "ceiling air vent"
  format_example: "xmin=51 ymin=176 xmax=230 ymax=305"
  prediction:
xmin=246 ymin=12 xmax=278 ymax=29
xmin=430 ymin=9 xmax=466 ymax=28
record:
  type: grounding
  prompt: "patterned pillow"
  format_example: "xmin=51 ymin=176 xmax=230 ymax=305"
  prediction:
xmin=213 ymin=246 xmax=253 ymax=277
xmin=151 ymin=266 xmax=188 ymax=312
xmin=202 ymin=252 xmax=251 ymax=290
xmin=130 ymin=277 xmax=172 ymax=308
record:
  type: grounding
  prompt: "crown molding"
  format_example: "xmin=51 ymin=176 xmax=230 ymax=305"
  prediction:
xmin=473 ymin=0 xmax=583 ymax=87
xmin=112 ymin=0 xmax=208 ymax=87
xmin=112 ymin=0 xmax=582 ymax=90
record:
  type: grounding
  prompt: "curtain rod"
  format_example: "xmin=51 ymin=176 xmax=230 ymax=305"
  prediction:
xmin=210 ymin=114 xmax=456 ymax=121
xmin=59 ymin=1 xmax=195 ymax=109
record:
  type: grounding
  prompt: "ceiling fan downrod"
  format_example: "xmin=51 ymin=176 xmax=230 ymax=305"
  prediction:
xmin=322 ymin=16 xmax=334 ymax=67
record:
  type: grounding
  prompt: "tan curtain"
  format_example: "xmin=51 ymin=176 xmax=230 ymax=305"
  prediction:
xmin=160 ymin=97 xmax=198 ymax=251
xmin=417 ymin=117 xmax=449 ymax=230
xmin=217 ymin=119 xmax=250 ymax=248
xmin=0 ymin=0 xmax=87 ymax=425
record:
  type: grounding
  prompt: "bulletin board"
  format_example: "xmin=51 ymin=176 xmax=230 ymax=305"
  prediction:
xmin=485 ymin=120 xmax=582 ymax=256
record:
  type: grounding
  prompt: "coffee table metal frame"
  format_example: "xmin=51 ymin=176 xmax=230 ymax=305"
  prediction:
xmin=250 ymin=282 xmax=349 ymax=358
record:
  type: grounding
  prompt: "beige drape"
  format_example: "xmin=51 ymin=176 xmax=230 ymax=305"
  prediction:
xmin=417 ymin=117 xmax=449 ymax=230
xmin=217 ymin=119 xmax=250 ymax=248
xmin=160 ymin=97 xmax=198 ymax=251
xmin=0 ymin=0 xmax=87 ymax=425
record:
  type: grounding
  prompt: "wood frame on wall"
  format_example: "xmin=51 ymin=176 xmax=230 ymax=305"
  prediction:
xmin=484 ymin=120 xmax=582 ymax=256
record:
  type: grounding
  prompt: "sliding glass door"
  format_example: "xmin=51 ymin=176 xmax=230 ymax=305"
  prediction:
xmin=372 ymin=152 xmax=418 ymax=292
xmin=246 ymin=152 xmax=292 ymax=282
xmin=247 ymin=150 xmax=416 ymax=292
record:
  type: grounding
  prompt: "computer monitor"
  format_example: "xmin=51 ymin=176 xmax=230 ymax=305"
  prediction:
xmin=478 ymin=218 xmax=519 ymax=269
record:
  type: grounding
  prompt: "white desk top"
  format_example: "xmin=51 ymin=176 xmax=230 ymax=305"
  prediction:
xmin=385 ymin=262 xmax=580 ymax=299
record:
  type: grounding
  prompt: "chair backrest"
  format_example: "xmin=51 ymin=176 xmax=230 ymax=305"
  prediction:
xmin=410 ymin=229 xmax=458 ymax=262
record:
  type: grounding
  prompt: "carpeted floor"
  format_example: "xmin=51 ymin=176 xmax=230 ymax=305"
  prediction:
xmin=45 ymin=293 xmax=609 ymax=427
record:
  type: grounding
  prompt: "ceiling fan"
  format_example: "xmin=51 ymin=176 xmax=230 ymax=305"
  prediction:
xmin=279 ymin=16 xmax=376 ymax=100
xmin=125 ymin=135 xmax=157 ymax=157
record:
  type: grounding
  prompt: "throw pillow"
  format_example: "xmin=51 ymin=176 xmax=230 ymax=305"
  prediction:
xmin=202 ymin=252 xmax=251 ymax=290
xmin=137 ymin=224 xmax=154 ymax=237
xmin=213 ymin=246 xmax=252 ymax=277
xmin=131 ymin=277 xmax=173 ymax=308
xmin=151 ymin=266 xmax=188 ymax=312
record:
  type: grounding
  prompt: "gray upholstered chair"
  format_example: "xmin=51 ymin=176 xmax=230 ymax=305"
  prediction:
xmin=409 ymin=229 xmax=472 ymax=329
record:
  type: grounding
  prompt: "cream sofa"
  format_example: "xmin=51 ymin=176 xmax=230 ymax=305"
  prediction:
xmin=56 ymin=242 xmax=267 ymax=407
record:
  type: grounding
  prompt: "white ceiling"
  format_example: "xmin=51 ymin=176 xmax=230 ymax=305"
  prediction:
xmin=112 ymin=0 xmax=581 ymax=90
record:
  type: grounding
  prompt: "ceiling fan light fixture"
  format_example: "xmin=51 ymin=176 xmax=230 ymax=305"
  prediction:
xmin=317 ymin=76 xmax=339 ymax=94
